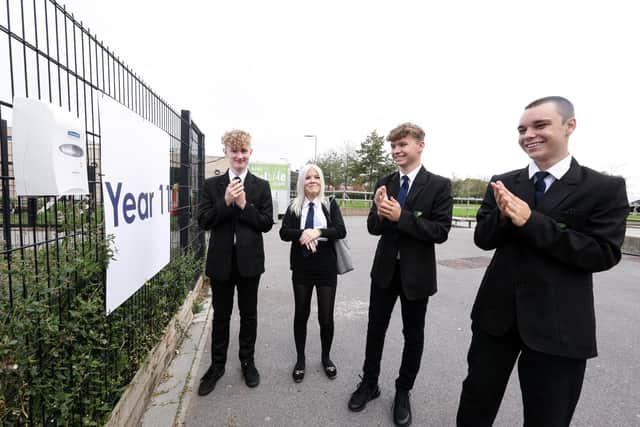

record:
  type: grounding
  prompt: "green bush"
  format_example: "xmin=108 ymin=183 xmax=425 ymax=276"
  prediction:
xmin=0 ymin=230 xmax=202 ymax=425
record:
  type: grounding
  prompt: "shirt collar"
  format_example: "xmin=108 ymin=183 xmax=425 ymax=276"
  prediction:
xmin=399 ymin=164 xmax=422 ymax=183
xmin=528 ymin=154 xmax=572 ymax=180
xmin=228 ymin=168 xmax=249 ymax=183
xmin=304 ymin=197 xmax=322 ymax=208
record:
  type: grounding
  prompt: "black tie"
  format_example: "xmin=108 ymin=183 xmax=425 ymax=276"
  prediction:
xmin=302 ymin=202 xmax=315 ymax=257
xmin=397 ymin=175 xmax=409 ymax=208
xmin=232 ymin=176 xmax=241 ymax=243
xmin=305 ymin=202 xmax=315 ymax=229
xmin=534 ymin=171 xmax=549 ymax=206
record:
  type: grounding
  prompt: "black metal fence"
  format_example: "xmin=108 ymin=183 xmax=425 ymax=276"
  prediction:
xmin=1 ymin=0 xmax=205 ymax=424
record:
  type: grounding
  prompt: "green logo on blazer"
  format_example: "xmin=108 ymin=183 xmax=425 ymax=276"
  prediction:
xmin=413 ymin=211 xmax=423 ymax=217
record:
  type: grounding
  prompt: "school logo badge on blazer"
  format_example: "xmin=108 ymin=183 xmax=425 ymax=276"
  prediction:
xmin=413 ymin=211 xmax=423 ymax=217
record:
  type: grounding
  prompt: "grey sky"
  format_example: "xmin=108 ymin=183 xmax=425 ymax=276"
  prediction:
xmin=47 ymin=0 xmax=640 ymax=199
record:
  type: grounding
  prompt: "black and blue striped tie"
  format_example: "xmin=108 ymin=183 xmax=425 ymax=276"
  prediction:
xmin=398 ymin=176 xmax=409 ymax=208
xmin=534 ymin=171 xmax=549 ymax=207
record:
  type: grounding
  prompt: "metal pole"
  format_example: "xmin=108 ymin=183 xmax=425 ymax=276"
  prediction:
xmin=179 ymin=110 xmax=191 ymax=252
xmin=304 ymin=134 xmax=317 ymax=163
xmin=343 ymin=153 xmax=348 ymax=199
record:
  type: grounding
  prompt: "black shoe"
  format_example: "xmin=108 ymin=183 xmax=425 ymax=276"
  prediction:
xmin=241 ymin=361 xmax=260 ymax=388
xmin=322 ymin=358 xmax=337 ymax=380
xmin=393 ymin=389 xmax=412 ymax=426
xmin=292 ymin=360 xmax=305 ymax=383
xmin=197 ymin=365 xmax=225 ymax=396
xmin=348 ymin=379 xmax=380 ymax=412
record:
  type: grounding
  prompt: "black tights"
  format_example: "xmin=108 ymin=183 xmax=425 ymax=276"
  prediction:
xmin=293 ymin=284 xmax=336 ymax=363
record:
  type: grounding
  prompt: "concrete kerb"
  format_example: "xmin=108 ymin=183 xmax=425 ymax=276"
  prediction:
xmin=174 ymin=287 xmax=213 ymax=426
xmin=106 ymin=274 xmax=204 ymax=427
xmin=138 ymin=283 xmax=212 ymax=427
xmin=622 ymin=235 xmax=640 ymax=256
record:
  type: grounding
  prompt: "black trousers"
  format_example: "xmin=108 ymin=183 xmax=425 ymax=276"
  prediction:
xmin=457 ymin=326 xmax=586 ymax=427
xmin=362 ymin=262 xmax=429 ymax=391
xmin=210 ymin=250 xmax=260 ymax=368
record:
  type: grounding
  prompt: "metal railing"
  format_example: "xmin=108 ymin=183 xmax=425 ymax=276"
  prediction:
xmin=1 ymin=0 xmax=204 ymax=424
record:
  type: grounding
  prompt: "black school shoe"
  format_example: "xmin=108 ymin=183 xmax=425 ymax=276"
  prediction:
xmin=241 ymin=361 xmax=260 ymax=388
xmin=393 ymin=389 xmax=412 ymax=426
xmin=292 ymin=360 xmax=305 ymax=383
xmin=197 ymin=365 xmax=225 ymax=396
xmin=322 ymin=358 xmax=337 ymax=379
xmin=348 ymin=379 xmax=380 ymax=411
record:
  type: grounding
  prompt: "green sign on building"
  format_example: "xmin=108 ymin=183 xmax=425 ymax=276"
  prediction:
xmin=250 ymin=163 xmax=289 ymax=191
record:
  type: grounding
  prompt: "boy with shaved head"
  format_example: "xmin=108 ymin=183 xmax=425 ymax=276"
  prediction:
xmin=457 ymin=97 xmax=629 ymax=426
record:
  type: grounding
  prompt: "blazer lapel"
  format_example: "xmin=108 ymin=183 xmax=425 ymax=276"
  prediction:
xmin=244 ymin=171 xmax=255 ymax=197
xmin=537 ymin=158 xmax=582 ymax=213
xmin=513 ymin=167 xmax=535 ymax=208
xmin=218 ymin=171 xmax=231 ymax=192
xmin=321 ymin=201 xmax=332 ymax=226
xmin=388 ymin=172 xmax=401 ymax=200
xmin=404 ymin=166 xmax=428 ymax=208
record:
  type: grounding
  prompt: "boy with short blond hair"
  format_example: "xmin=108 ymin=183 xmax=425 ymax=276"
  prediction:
xmin=197 ymin=129 xmax=273 ymax=396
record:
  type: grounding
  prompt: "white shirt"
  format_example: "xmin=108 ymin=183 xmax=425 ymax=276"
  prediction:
xmin=528 ymin=154 xmax=573 ymax=193
xmin=228 ymin=168 xmax=248 ymax=183
xmin=300 ymin=197 xmax=328 ymax=241
xmin=399 ymin=164 xmax=423 ymax=193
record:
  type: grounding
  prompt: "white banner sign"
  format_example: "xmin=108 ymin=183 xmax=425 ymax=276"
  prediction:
xmin=100 ymin=95 xmax=170 ymax=314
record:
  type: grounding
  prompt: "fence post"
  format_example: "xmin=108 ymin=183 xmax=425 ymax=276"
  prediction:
xmin=1 ymin=119 xmax=11 ymax=250
xmin=196 ymin=125 xmax=205 ymax=258
xmin=179 ymin=110 xmax=191 ymax=251
xmin=26 ymin=198 xmax=37 ymax=226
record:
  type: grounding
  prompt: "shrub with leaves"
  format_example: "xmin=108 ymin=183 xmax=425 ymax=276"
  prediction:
xmin=0 ymin=231 xmax=202 ymax=425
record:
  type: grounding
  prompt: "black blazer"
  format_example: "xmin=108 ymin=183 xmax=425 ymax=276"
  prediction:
xmin=279 ymin=198 xmax=347 ymax=271
xmin=471 ymin=158 xmax=629 ymax=359
xmin=198 ymin=171 xmax=273 ymax=281
xmin=367 ymin=167 xmax=453 ymax=300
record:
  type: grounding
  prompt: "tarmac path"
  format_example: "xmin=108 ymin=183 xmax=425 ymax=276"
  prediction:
xmin=184 ymin=217 xmax=640 ymax=427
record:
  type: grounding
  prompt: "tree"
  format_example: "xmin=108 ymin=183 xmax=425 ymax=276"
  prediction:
xmin=351 ymin=131 xmax=396 ymax=193
xmin=307 ymin=144 xmax=361 ymax=195
xmin=451 ymin=177 xmax=489 ymax=198
xmin=315 ymin=150 xmax=344 ymax=190
xmin=301 ymin=132 xmax=396 ymax=197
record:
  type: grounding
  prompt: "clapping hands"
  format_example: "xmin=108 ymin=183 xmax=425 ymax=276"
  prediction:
xmin=225 ymin=178 xmax=247 ymax=209
xmin=374 ymin=185 xmax=402 ymax=222
xmin=491 ymin=180 xmax=531 ymax=227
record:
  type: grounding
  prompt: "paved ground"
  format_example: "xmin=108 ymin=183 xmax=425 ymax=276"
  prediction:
xmin=148 ymin=217 xmax=640 ymax=427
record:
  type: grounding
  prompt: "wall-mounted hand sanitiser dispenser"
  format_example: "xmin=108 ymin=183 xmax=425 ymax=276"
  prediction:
xmin=12 ymin=97 xmax=89 ymax=196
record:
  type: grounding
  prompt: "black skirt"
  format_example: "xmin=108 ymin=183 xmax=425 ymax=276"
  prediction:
xmin=292 ymin=241 xmax=337 ymax=287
